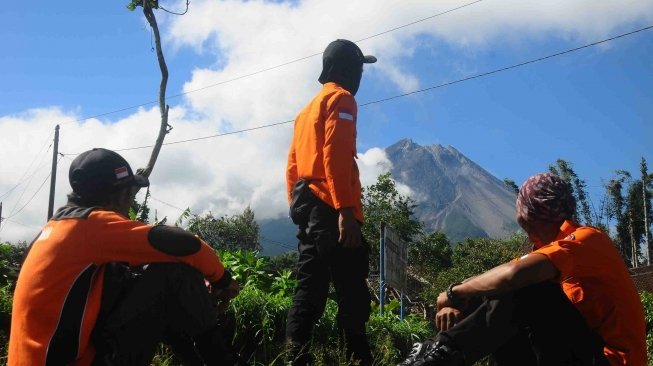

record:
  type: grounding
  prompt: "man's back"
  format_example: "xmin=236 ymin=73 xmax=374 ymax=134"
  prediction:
xmin=534 ymin=222 xmax=646 ymax=365
xmin=10 ymin=206 xmax=225 ymax=365
xmin=286 ymin=82 xmax=363 ymax=222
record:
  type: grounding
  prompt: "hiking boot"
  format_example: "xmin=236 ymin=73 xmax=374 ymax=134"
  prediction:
xmin=397 ymin=340 xmax=464 ymax=366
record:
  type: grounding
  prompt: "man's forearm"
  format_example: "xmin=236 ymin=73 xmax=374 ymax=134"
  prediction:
xmin=453 ymin=253 xmax=559 ymax=300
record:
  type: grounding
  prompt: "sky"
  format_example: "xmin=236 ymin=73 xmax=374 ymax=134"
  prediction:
xmin=1 ymin=0 xmax=652 ymax=244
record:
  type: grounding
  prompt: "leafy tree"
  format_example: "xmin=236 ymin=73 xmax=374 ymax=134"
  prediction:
xmin=409 ymin=232 xmax=452 ymax=279
xmin=362 ymin=173 xmax=422 ymax=270
xmin=641 ymin=158 xmax=652 ymax=263
xmin=186 ymin=207 xmax=261 ymax=251
xmin=503 ymin=178 xmax=519 ymax=194
xmin=130 ymin=187 xmax=151 ymax=223
xmin=627 ymin=180 xmax=652 ymax=265
xmin=425 ymin=235 xmax=525 ymax=298
xmin=604 ymin=167 xmax=653 ymax=267
xmin=549 ymin=159 xmax=593 ymax=225
xmin=606 ymin=171 xmax=632 ymax=263
xmin=266 ymin=251 xmax=299 ymax=274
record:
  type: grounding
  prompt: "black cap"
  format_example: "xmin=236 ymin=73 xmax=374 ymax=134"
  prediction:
xmin=69 ymin=148 xmax=149 ymax=196
xmin=322 ymin=39 xmax=377 ymax=66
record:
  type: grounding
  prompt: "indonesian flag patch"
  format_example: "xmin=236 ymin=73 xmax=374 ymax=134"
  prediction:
xmin=338 ymin=108 xmax=354 ymax=121
xmin=115 ymin=166 xmax=129 ymax=179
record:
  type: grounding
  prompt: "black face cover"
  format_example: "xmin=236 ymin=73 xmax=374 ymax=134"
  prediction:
xmin=318 ymin=58 xmax=363 ymax=96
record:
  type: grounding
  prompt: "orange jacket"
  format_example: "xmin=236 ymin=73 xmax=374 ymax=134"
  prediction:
xmin=286 ymin=82 xmax=363 ymax=222
xmin=9 ymin=206 xmax=226 ymax=366
xmin=534 ymin=220 xmax=646 ymax=365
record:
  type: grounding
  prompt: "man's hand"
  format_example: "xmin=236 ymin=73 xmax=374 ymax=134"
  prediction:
xmin=436 ymin=307 xmax=462 ymax=332
xmin=212 ymin=280 xmax=240 ymax=313
xmin=436 ymin=291 xmax=453 ymax=311
xmin=338 ymin=207 xmax=361 ymax=248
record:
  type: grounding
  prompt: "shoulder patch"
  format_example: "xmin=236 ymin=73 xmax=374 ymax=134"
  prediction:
xmin=338 ymin=107 xmax=355 ymax=121
xmin=148 ymin=225 xmax=201 ymax=256
xmin=564 ymin=234 xmax=576 ymax=241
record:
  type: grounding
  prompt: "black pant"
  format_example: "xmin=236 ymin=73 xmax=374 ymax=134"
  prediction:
xmin=441 ymin=282 xmax=609 ymax=366
xmin=285 ymin=198 xmax=372 ymax=364
xmin=92 ymin=263 xmax=239 ymax=366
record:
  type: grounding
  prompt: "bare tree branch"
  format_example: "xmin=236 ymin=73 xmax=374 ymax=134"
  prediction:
xmin=138 ymin=0 xmax=171 ymax=179
xmin=160 ymin=0 xmax=189 ymax=15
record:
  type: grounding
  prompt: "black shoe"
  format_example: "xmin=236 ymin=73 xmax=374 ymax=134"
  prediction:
xmin=397 ymin=340 xmax=464 ymax=366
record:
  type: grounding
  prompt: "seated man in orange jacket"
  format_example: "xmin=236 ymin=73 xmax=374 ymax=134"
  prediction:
xmin=398 ymin=173 xmax=646 ymax=366
xmin=9 ymin=148 xmax=243 ymax=366
xmin=285 ymin=39 xmax=377 ymax=366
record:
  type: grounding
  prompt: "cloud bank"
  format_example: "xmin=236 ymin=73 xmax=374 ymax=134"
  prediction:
xmin=1 ymin=0 xmax=650 ymax=241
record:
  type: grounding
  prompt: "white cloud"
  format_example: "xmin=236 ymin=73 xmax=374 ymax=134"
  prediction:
xmin=2 ymin=0 xmax=651 ymax=242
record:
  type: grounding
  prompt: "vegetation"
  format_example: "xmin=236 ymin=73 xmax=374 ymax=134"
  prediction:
xmin=0 ymin=156 xmax=651 ymax=364
xmin=178 ymin=207 xmax=261 ymax=251
xmin=361 ymin=172 xmax=422 ymax=272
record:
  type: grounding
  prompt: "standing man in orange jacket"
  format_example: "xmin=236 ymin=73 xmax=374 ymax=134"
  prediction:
xmin=285 ymin=39 xmax=377 ymax=366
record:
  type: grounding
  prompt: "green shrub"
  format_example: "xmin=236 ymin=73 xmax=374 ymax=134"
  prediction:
xmin=640 ymin=291 xmax=653 ymax=365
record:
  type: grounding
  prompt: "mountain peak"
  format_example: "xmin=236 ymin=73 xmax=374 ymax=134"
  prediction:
xmin=385 ymin=139 xmax=519 ymax=242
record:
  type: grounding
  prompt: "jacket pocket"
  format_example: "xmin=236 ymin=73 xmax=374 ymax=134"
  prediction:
xmin=289 ymin=179 xmax=315 ymax=226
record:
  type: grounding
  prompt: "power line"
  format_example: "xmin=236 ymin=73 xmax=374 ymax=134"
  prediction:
xmin=59 ymin=24 xmax=653 ymax=156
xmin=56 ymin=0 xmax=484 ymax=126
xmin=359 ymin=24 xmax=653 ymax=107
xmin=2 ymin=217 xmax=42 ymax=230
xmin=7 ymin=148 xmax=55 ymax=218
xmin=5 ymin=156 xmax=62 ymax=222
xmin=260 ymin=236 xmax=296 ymax=251
xmin=0 ymin=130 xmax=53 ymax=200
xmin=150 ymin=196 xmax=188 ymax=213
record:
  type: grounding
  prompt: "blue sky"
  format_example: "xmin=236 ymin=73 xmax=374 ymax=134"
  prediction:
xmin=1 ymin=0 xmax=652 ymax=241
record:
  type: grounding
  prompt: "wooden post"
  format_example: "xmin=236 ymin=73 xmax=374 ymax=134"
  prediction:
xmin=47 ymin=125 xmax=60 ymax=220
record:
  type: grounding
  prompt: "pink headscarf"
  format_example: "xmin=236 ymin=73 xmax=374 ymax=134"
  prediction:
xmin=516 ymin=173 xmax=576 ymax=223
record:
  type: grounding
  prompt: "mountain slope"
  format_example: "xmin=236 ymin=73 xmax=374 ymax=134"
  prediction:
xmin=386 ymin=139 xmax=519 ymax=242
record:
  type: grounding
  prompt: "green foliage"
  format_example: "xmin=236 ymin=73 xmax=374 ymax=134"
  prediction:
xmin=126 ymin=0 xmax=159 ymax=11
xmin=186 ymin=207 xmax=261 ymax=251
xmin=409 ymin=232 xmax=452 ymax=279
xmin=0 ymin=242 xmax=26 ymax=287
xmin=266 ymin=251 xmax=298 ymax=274
xmin=503 ymin=178 xmax=519 ymax=194
xmin=362 ymin=173 xmax=422 ymax=270
xmin=271 ymin=269 xmax=297 ymax=298
xmin=425 ymin=235 xmax=524 ymax=298
xmin=549 ymin=159 xmax=593 ymax=226
xmin=640 ymin=291 xmax=653 ymax=365
xmin=228 ymin=285 xmax=432 ymax=365
xmin=0 ymin=242 xmax=29 ymax=364
xmin=230 ymin=286 xmax=293 ymax=362
xmin=220 ymin=250 xmax=272 ymax=290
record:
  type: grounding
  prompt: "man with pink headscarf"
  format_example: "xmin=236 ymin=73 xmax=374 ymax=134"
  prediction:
xmin=399 ymin=173 xmax=645 ymax=366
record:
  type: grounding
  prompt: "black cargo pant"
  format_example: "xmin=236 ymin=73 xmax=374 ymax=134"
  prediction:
xmin=285 ymin=197 xmax=372 ymax=365
xmin=92 ymin=262 xmax=239 ymax=366
xmin=439 ymin=282 xmax=609 ymax=366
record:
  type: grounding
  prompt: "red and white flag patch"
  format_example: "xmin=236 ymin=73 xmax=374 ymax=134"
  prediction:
xmin=115 ymin=166 xmax=129 ymax=179
xmin=338 ymin=108 xmax=354 ymax=121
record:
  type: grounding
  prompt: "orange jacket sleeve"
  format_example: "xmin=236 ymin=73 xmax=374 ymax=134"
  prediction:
xmin=93 ymin=212 xmax=226 ymax=283
xmin=286 ymin=133 xmax=298 ymax=204
xmin=323 ymin=93 xmax=358 ymax=209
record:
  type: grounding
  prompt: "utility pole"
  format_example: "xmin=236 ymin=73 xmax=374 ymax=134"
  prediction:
xmin=0 ymin=201 xmax=3 ymax=231
xmin=47 ymin=125 xmax=60 ymax=220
